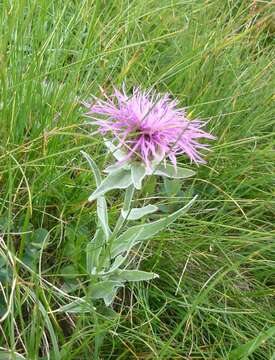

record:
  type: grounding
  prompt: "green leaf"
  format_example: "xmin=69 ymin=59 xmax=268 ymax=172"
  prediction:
xmin=86 ymin=229 xmax=105 ymax=274
xmin=108 ymin=255 xmax=126 ymax=273
xmin=90 ymin=281 xmax=122 ymax=299
xmin=114 ymin=270 xmax=159 ymax=282
xmin=0 ymin=215 xmax=13 ymax=232
xmin=0 ymin=266 xmax=12 ymax=283
xmin=97 ymin=197 xmax=111 ymax=239
xmin=163 ymin=178 xmax=182 ymax=195
xmin=131 ymin=163 xmax=146 ymax=190
xmin=0 ymin=254 xmax=8 ymax=268
xmin=55 ymin=298 xmax=95 ymax=313
xmin=81 ymin=151 xmax=111 ymax=238
xmin=81 ymin=150 xmax=102 ymax=186
xmin=122 ymin=185 xmax=134 ymax=213
xmin=111 ymin=196 xmax=197 ymax=258
xmin=31 ymin=228 xmax=49 ymax=249
xmin=61 ymin=265 xmax=78 ymax=279
xmin=88 ymin=169 xmax=132 ymax=201
xmin=96 ymin=305 xmax=118 ymax=319
xmin=122 ymin=204 xmax=158 ymax=220
xmin=155 ymin=164 xmax=196 ymax=179
xmin=142 ymin=176 xmax=157 ymax=195
xmin=229 ymin=326 xmax=275 ymax=360
xmin=103 ymin=287 xmax=118 ymax=306
xmin=22 ymin=250 xmax=39 ymax=271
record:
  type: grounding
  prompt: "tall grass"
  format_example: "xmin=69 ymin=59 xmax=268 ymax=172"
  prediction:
xmin=0 ymin=0 xmax=274 ymax=358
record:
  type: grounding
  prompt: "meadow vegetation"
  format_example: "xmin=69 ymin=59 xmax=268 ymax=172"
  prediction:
xmin=0 ymin=0 xmax=274 ymax=358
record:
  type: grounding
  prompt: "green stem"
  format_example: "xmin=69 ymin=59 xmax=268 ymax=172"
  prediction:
xmin=113 ymin=184 xmax=135 ymax=235
xmin=104 ymin=184 xmax=135 ymax=263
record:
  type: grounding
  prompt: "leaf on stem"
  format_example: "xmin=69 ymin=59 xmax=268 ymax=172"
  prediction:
xmin=81 ymin=151 xmax=111 ymax=238
xmin=86 ymin=229 xmax=105 ymax=274
xmin=88 ymin=169 xmax=132 ymax=201
xmin=111 ymin=196 xmax=197 ymax=258
xmin=155 ymin=164 xmax=196 ymax=179
xmin=121 ymin=204 xmax=158 ymax=220
xmin=131 ymin=163 xmax=146 ymax=190
xmin=90 ymin=281 xmax=122 ymax=299
xmin=112 ymin=270 xmax=159 ymax=282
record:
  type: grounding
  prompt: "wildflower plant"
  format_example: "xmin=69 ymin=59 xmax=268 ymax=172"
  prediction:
xmin=82 ymin=87 xmax=215 ymax=306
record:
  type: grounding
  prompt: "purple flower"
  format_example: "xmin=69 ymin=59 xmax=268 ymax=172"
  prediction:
xmin=84 ymin=87 xmax=215 ymax=171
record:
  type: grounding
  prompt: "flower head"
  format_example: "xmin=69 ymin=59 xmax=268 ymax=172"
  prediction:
xmin=84 ymin=87 xmax=215 ymax=171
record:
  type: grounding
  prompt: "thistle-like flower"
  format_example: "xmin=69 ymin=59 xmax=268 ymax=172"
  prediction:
xmin=84 ymin=87 xmax=215 ymax=171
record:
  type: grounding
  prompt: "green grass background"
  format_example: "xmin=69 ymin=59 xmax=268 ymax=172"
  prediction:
xmin=0 ymin=0 xmax=274 ymax=359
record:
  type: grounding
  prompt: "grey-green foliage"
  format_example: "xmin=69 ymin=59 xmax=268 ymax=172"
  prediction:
xmin=82 ymin=152 xmax=196 ymax=305
xmin=121 ymin=204 xmax=158 ymax=220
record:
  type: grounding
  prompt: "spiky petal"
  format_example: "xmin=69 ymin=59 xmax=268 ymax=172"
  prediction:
xmin=84 ymin=87 xmax=215 ymax=170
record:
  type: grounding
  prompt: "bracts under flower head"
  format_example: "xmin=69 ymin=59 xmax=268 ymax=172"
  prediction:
xmin=84 ymin=86 xmax=215 ymax=174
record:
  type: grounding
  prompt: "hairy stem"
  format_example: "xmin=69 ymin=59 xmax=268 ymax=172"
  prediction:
xmin=113 ymin=184 xmax=135 ymax=235
xmin=103 ymin=184 xmax=135 ymax=266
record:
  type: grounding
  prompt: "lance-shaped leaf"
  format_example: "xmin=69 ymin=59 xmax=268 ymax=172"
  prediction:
xmin=81 ymin=150 xmax=101 ymax=184
xmin=121 ymin=204 xmax=158 ymax=220
xmin=103 ymin=288 xmax=118 ymax=306
xmin=111 ymin=195 xmax=197 ymax=258
xmin=54 ymin=298 xmax=95 ymax=313
xmin=131 ymin=163 xmax=146 ymax=190
xmin=86 ymin=229 xmax=105 ymax=274
xmin=108 ymin=255 xmax=126 ymax=273
xmin=88 ymin=169 xmax=132 ymax=201
xmin=81 ymin=151 xmax=111 ymax=238
xmin=155 ymin=163 xmax=196 ymax=179
xmin=90 ymin=281 xmax=122 ymax=299
xmin=112 ymin=270 xmax=159 ymax=282
xmin=98 ymin=255 xmax=127 ymax=276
